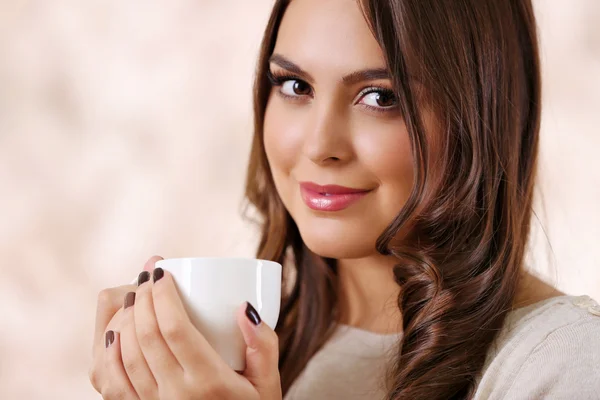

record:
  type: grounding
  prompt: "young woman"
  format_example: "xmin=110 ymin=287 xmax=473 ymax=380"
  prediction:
xmin=89 ymin=0 xmax=600 ymax=399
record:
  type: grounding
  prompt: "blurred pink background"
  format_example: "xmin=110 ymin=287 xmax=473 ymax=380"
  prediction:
xmin=0 ymin=1 xmax=598 ymax=399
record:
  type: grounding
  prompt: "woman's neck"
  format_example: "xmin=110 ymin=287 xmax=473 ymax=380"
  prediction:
xmin=336 ymin=254 xmax=403 ymax=334
xmin=512 ymin=270 xmax=565 ymax=309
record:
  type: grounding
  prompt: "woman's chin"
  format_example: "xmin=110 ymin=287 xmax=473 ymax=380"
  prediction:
xmin=299 ymin=230 xmax=377 ymax=260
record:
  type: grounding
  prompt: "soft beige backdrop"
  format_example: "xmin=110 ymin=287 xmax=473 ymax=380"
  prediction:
xmin=0 ymin=1 xmax=598 ymax=399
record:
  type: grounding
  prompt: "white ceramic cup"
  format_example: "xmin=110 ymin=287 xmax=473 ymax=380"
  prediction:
xmin=154 ymin=257 xmax=282 ymax=371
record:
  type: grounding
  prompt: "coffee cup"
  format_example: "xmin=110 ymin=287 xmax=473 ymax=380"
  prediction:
xmin=154 ymin=257 xmax=282 ymax=371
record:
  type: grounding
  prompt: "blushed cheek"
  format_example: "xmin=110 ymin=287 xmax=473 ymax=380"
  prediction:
xmin=355 ymin=123 xmax=414 ymax=185
xmin=354 ymin=121 xmax=415 ymax=217
xmin=263 ymin=99 xmax=305 ymax=181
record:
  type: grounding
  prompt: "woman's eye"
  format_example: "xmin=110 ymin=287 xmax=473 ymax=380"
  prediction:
xmin=360 ymin=90 xmax=397 ymax=108
xmin=281 ymin=79 xmax=312 ymax=96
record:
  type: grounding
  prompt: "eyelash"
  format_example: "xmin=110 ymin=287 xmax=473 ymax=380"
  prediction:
xmin=266 ymin=70 xmax=399 ymax=114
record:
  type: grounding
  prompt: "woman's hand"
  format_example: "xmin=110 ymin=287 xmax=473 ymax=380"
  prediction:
xmin=89 ymin=256 xmax=282 ymax=400
xmin=88 ymin=253 xmax=151 ymax=399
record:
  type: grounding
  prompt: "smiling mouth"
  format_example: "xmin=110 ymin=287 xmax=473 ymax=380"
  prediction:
xmin=298 ymin=181 xmax=373 ymax=212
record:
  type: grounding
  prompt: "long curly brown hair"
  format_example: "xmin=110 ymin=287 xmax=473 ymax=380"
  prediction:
xmin=243 ymin=1 xmax=541 ymax=399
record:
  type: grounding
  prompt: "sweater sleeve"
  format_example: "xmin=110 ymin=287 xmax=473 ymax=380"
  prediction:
xmin=503 ymin=318 xmax=600 ymax=400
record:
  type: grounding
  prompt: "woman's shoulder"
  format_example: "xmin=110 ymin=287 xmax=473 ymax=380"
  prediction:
xmin=504 ymin=294 xmax=600 ymax=338
xmin=474 ymin=295 xmax=600 ymax=399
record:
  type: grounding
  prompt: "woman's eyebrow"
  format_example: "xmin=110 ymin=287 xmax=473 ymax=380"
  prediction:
xmin=269 ymin=53 xmax=391 ymax=85
xmin=269 ymin=54 xmax=315 ymax=81
xmin=342 ymin=68 xmax=390 ymax=85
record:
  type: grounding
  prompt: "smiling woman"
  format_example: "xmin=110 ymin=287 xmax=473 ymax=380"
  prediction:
xmin=87 ymin=0 xmax=600 ymax=399
xmin=243 ymin=0 xmax=600 ymax=399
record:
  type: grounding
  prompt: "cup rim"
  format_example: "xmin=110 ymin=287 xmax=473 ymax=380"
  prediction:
xmin=156 ymin=257 xmax=282 ymax=268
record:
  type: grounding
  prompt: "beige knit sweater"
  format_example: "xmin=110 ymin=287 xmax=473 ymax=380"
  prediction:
xmin=284 ymin=295 xmax=600 ymax=399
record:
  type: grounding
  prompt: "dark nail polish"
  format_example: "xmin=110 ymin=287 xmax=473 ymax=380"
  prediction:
xmin=245 ymin=302 xmax=262 ymax=325
xmin=105 ymin=330 xmax=115 ymax=348
xmin=124 ymin=292 xmax=136 ymax=309
xmin=137 ymin=271 xmax=150 ymax=286
xmin=152 ymin=267 xmax=164 ymax=283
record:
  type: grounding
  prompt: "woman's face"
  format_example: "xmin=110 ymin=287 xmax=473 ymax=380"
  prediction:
xmin=264 ymin=0 xmax=420 ymax=259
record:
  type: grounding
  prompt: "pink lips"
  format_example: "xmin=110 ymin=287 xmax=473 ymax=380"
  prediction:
xmin=299 ymin=181 xmax=372 ymax=212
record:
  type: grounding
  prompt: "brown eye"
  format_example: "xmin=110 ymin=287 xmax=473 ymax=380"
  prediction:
xmin=375 ymin=92 xmax=395 ymax=107
xmin=293 ymin=80 xmax=311 ymax=95
xmin=281 ymin=79 xmax=312 ymax=96
xmin=359 ymin=89 xmax=398 ymax=109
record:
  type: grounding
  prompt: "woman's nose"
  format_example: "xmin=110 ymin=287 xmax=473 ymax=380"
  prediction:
xmin=302 ymin=100 xmax=354 ymax=166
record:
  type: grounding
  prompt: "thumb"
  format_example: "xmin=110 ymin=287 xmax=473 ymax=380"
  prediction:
xmin=236 ymin=302 xmax=282 ymax=399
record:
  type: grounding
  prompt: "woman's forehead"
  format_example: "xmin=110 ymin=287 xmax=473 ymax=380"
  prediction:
xmin=274 ymin=0 xmax=387 ymax=76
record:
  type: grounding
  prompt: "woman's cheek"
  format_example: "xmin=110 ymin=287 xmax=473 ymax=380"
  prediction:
xmin=354 ymin=121 xmax=413 ymax=180
xmin=354 ymin=121 xmax=414 ymax=215
xmin=264 ymin=100 xmax=307 ymax=172
xmin=263 ymin=100 xmax=307 ymax=209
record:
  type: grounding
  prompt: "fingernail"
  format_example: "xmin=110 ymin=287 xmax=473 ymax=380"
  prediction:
xmin=137 ymin=271 xmax=150 ymax=286
xmin=245 ymin=302 xmax=262 ymax=325
xmin=105 ymin=330 xmax=115 ymax=348
xmin=152 ymin=267 xmax=164 ymax=283
xmin=124 ymin=292 xmax=136 ymax=309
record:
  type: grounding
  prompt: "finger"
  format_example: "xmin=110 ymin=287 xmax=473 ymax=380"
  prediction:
xmin=237 ymin=302 xmax=281 ymax=397
xmin=133 ymin=274 xmax=183 ymax=387
xmin=129 ymin=256 xmax=161 ymax=286
xmin=94 ymin=285 xmax=136 ymax=356
xmin=151 ymin=268 xmax=223 ymax=370
xmin=120 ymin=292 xmax=159 ymax=400
xmin=103 ymin=330 xmax=140 ymax=400
xmin=144 ymin=255 xmax=163 ymax=272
